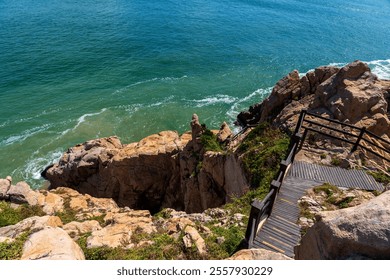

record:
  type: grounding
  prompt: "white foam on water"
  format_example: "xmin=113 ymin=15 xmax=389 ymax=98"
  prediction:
xmin=0 ymin=108 xmax=61 ymax=129
xmin=0 ymin=123 xmax=52 ymax=147
xmin=147 ymin=95 xmax=175 ymax=108
xmin=367 ymin=59 xmax=390 ymax=80
xmin=191 ymin=94 xmax=238 ymax=108
xmin=23 ymin=149 xmax=63 ymax=182
xmin=60 ymin=108 xmax=107 ymax=136
xmin=226 ymin=87 xmax=272 ymax=121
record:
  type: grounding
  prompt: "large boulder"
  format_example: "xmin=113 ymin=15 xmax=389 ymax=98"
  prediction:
xmin=21 ymin=227 xmax=85 ymax=260
xmin=7 ymin=181 xmax=44 ymax=205
xmin=86 ymin=209 xmax=156 ymax=249
xmin=295 ymin=191 xmax=390 ymax=259
xmin=310 ymin=61 xmax=390 ymax=136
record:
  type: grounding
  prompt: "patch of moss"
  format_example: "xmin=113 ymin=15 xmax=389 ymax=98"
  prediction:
xmin=0 ymin=231 xmax=30 ymax=260
xmin=0 ymin=202 xmax=46 ymax=227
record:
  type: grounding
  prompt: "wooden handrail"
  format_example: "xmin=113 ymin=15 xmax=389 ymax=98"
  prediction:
xmin=245 ymin=188 xmax=276 ymax=247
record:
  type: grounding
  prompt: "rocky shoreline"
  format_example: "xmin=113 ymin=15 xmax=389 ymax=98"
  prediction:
xmin=1 ymin=60 xmax=390 ymax=260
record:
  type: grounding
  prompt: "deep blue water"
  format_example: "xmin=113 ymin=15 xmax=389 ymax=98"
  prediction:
xmin=1 ymin=0 xmax=390 ymax=187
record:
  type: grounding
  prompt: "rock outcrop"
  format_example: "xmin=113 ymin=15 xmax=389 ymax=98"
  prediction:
xmin=237 ymin=61 xmax=390 ymax=139
xmin=295 ymin=191 xmax=390 ymax=260
xmin=44 ymin=115 xmax=248 ymax=213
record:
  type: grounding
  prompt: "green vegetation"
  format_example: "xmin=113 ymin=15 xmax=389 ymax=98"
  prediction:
xmin=299 ymin=202 xmax=316 ymax=220
xmin=313 ymin=183 xmax=354 ymax=209
xmin=200 ymin=129 xmax=224 ymax=152
xmin=337 ymin=196 xmax=354 ymax=209
xmin=205 ymin=224 xmax=245 ymax=259
xmin=330 ymin=156 xmax=341 ymax=166
xmin=238 ymin=123 xmax=289 ymax=198
xmin=320 ymin=153 xmax=327 ymax=159
xmin=77 ymin=232 xmax=185 ymax=260
xmin=153 ymin=208 xmax=171 ymax=219
xmin=0 ymin=201 xmax=45 ymax=227
xmin=0 ymin=232 xmax=30 ymax=260
xmin=368 ymin=170 xmax=390 ymax=186
xmin=88 ymin=214 xmax=107 ymax=227
xmin=313 ymin=183 xmax=339 ymax=197
xmin=76 ymin=222 xmax=245 ymax=260
xmin=55 ymin=198 xmax=77 ymax=224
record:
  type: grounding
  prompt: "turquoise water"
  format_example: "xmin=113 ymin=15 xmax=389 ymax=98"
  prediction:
xmin=1 ymin=0 xmax=390 ymax=188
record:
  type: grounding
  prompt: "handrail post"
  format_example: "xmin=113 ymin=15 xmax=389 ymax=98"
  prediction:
xmin=351 ymin=127 xmax=366 ymax=153
xmin=245 ymin=205 xmax=261 ymax=248
xmin=293 ymin=109 xmax=306 ymax=136
xmin=298 ymin=128 xmax=308 ymax=151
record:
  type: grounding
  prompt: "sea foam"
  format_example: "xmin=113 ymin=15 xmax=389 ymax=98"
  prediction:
xmin=0 ymin=124 xmax=51 ymax=147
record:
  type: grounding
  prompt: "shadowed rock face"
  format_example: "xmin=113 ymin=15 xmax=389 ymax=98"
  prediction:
xmin=237 ymin=61 xmax=390 ymax=140
xmin=44 ymin=116 xmax=248 ymax=214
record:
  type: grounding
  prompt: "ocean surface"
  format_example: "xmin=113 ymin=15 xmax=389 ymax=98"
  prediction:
xmin=1 ymin=0 xmax=390 ymax=188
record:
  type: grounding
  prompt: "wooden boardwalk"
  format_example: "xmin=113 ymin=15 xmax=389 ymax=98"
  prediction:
xmin=253 ymin=161 xmax=384 ymax=258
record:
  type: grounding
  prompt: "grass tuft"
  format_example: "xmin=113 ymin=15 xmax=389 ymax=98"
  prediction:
xmin=0 ymin=202 xmax=45 ymax=227
xmin=0 ymin=231 xmax=30 ymax=260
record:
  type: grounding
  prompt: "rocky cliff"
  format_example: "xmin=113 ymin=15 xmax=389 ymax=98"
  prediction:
xmin=237 ymin=61 xmax=390 ymax=139
xmin=43 ymin=114 xmax=248 ymax=214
